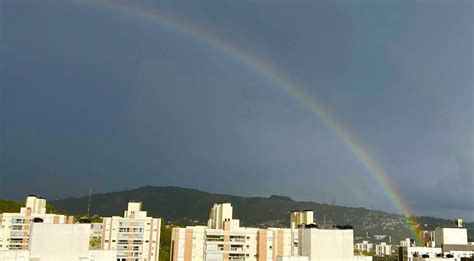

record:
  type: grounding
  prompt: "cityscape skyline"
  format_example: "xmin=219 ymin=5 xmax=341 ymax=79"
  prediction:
xmin=1 ymin=195 xmax=472 ymax=260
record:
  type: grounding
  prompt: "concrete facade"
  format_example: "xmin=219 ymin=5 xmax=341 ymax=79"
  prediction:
xmin=101 ymin=202 xmax=161 ymax=261
xmin=171 ymin=203 xmax=295 ymax=261
xmin=399 ymin=247 xmax=442 ymax=261
xmin=208 ymin=203 xmax=234 ymax=230
xmin=29 ymin=223 xmax=91 ymax=260
xmin=170 ymin=225 xmax=295 ymax=261
xmin=375 ymin=243 xmax=392 ymax=256
xmin=434 ymin=228 xmax=468 ymax=247
xmin=0 ymin=250 xmax=29 ymax=261
xmin=298 ymin=228 xmax=354 ymax=261
xmin=276 ymin=256 xmax=308 ymax=261
xmin=290 ymin=211 xmax=313 ymax=230
xmin=355 ymin=241 xmax=373 ymax=253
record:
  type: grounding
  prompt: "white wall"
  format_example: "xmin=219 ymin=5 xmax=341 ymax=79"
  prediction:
xmin=299 ymin=228 xmax=354 ymax=261
xmin=88 ymin=250 xmax=116 ymax=261
xmin=434 ymin=228 xmax=468 ymax=247
xmin=276 ymin=256 xmax=309 ymax=261
xmin=29 ymin=223 xmax=91 ymax=261
xmin=0 ymin=250 xmax=29 ymax=261
xmin=401 ymin=247 xmax=442 ymax=261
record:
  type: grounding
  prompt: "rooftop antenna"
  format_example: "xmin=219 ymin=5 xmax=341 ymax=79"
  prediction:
xmin=87 ymin=188 xmax=92 ymax=217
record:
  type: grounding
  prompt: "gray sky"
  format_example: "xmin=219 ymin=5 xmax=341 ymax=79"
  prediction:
xmin=0 ymin=0 xmax=472 ymax=220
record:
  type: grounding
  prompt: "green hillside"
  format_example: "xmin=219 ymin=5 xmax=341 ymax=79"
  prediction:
xmin=0 ymin=199 xmax=24 ymax=213
xmin=0 ymin=199 xmax=67 ymax=215
xmin=49 ymin=186 xmax=474 ymax=243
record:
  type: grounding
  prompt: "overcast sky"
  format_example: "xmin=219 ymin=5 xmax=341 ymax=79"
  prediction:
xmin=0 ymin=0 xmax=472 ymax=220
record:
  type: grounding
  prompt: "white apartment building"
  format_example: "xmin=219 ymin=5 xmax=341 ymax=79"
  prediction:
xmin=101 ymin=202 xmax=161 ymax=261
xmin=0 ymin=195 xmax=73 ymax=251
xmin=434 ymin=225 xmax=474 ymax=260
xmin=399 ymin=221 xmax=474 ymax=261
xmin=171 ymin=203 xmax=295 ymax=261
xmin=290 ymin=211 xmax=314 ymax=230
xmin=355 ymin=241 xmax=373 ymax=253
xmin=0 ymin=223 xmax=116 ymax=261
xmin=172 ymin=203 xmax=373 ymax=261
xmin=208 ymin=203 xmax=237 ymax=230
xmin=401 ymin=238 xmax=416 ymax=247
xmin=375 ymin=242 xmax=391 ymax=256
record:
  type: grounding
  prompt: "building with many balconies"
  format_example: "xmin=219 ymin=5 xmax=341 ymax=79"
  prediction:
xmin=101 ymin=202 xmax=161 ymax=261
xmin=171 ymin=203 xmax=295 ymax=261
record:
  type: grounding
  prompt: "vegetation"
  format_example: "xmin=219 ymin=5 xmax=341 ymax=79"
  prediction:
xmin=0 ymin=199 xmax=23 ymax=213
xmin=354 ymin=245 xmax=376 ymax=257
xmin=89 ymin=237 xmax=101 ymax=249
xmin=0 ymin=199 xmax=67 ymax=215
xmin=159 ymin=220 xmax=174 ymax=261
xmin=363 ymin=250 xmax=376 ymax=256
xmin=45 ymin=204 xmax=69 ymax=215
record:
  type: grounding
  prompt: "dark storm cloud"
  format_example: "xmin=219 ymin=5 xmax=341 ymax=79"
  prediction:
xmin=0 ymin=1 xmax=472 ymax=219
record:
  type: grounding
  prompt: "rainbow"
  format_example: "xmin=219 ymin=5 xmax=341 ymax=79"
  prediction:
xmin=85 ymin=0 xmax=420 ymax=243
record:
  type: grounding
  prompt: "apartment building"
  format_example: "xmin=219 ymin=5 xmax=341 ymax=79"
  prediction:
xmin=355 ymin=241 xmax=373 ymax=253
xmin=375 ymin=242 xmax=392 ymax=256
xmin=399 ymin=220 xmax=474 ymax=261
xmin=101 ymin=202 xmax=161 ymax=261
xmin=0 ymin=223 xmax=116 ymax=261
xmin=290 ymin=211 xmax=313 ymax=230
xmin=0 ymin=195 xmax=73 ymax=251
xmin=171 ymin=203 xmax=294 ymax=261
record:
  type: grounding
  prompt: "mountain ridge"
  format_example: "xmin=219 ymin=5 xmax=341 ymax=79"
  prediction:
xmin=49 ymin=186 xmax=473 ymax=242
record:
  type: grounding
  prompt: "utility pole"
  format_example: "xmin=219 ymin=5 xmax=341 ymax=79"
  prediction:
xmin=87 ymin=188 xmax=92 ymax=217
